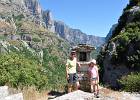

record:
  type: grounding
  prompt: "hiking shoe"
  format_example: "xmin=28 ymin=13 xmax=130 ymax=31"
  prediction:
xmin=94 ymin=93 xmax=99 ymax=98
xmin=95 ymin=94 xmax=99 ymax=98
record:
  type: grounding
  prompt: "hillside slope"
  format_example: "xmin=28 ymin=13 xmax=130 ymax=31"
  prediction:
xmin=98 ymin=0 xmax=140 ymax=90
xmin=0 ymin=0 xmax=71 ymax=91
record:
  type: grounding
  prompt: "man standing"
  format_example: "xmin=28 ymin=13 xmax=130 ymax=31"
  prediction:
xmin=66 ymin=50 xmax=80 ymax=93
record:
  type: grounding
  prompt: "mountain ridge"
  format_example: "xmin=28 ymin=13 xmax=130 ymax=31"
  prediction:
xmin=0 ymin=0 xmax=105 ymax=47
xmin=43 ymin=9 xmax=105 ymax=47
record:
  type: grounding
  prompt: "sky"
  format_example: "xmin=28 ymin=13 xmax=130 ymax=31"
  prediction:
xmin=39 ymin=0 xmax=129 ymax=37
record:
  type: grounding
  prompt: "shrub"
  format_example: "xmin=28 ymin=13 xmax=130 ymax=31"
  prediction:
xmin=32 ymin=37 xmax=41 ymax=42
xmin=127 ymin=49 xmax=140 ymax=69
xmin=13 ymin=14 xmax=25 ymax=21
xmin=118 ymin=72 xmax=140 ymax=92
xmin=43 ymin=48 xmax=67 ymax=91
xmin=0 ymin=52 xmax=48 ymax=90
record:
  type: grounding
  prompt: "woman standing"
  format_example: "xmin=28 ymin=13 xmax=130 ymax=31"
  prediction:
xmin=66 ymin=50 xmax=80 ymax=93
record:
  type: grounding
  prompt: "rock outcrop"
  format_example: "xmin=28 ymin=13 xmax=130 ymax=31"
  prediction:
xmin=43 ymin=10 xmax=55 ymax=32
xmin=105 ymin=24 xmax=117 ymax=42
xmin=99 ymin=0 xmax=140 ymax=88
xmin=0 ymin=86 xmax=23 ymax=100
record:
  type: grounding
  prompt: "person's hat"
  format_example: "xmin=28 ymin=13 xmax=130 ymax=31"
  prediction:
xmin=90 ymin=59 xmax=96 ymax=64
xmin=71 ymin=50 xmax=76 ymax=53
xmin=70 ymin=50 xmax=76 ymax=55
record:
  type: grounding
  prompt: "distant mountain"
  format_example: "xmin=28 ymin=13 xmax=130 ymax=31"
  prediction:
xmin=0 ymin=0 xmax=105 ymax=47
xmin=54 ymin=21 xmax=105 ymax=47
xmin=43 ymin=10 xmax=105 ymax=47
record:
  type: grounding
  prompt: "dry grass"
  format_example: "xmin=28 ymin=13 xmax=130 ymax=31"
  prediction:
xmin=8 ymin=87 xmax=48 ymax=100
xmin=22 ymin=87 xmax=48 ymax=100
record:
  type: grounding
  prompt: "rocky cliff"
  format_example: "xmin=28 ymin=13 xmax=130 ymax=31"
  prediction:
xmin=0 ymin=0 xmax=70 ymax=58
xmin=98 ymin=0 xmax=140 ymax=88
xmin=54 ymin=20 xmax=105 ymax=47
xmin=0 ymin=0 xmax=45 ymax=27
xmin=43 ymin=10 xmax=55 ymax=33
xmin=105 ymin=24 xmax=117 ymax=42
xmin=0 ymin=0 xmax=105 ymax=47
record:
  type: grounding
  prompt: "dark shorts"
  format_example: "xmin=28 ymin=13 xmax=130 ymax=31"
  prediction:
xmin=67 ymin=73 xmax=78 ymax=84
xmin=91 ymin=77 xmax=98 ymax=81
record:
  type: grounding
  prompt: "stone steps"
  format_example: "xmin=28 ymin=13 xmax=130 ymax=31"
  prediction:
xmin=0 ymin=86 xmax=23 ymax=100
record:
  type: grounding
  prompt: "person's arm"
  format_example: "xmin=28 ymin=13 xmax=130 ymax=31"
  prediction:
xmin=66 ymin=65 xmax=68 ymax=79
xmin=96 ymin=66 xmax=99 ymax=83
xmin=88 ymin=67 xmax=91 ymax=79
xmin=75 ymin=57 xmax=80 ymax=72
xmin=66 ymin=59 xmax=69 ymax=80
xmin=77 ymin=62 xmax=81 ymax=72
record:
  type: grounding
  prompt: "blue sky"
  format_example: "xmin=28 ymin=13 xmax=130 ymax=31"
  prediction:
xmin=39 ymin=0 xmax=129 ymax=37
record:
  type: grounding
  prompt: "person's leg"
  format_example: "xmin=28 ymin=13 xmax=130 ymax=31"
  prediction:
xmin=72 ymin=83 xmax=77 ymax=91
xmin=90 ymin=80 xmax=95 ymax=93
xmin=73 ymin=73 xmax=79 ymax=91
xmin=67 ymin=74 xmax=73 ymax=92
xmin=68 ymin=84 xmax=72 ymax=93
xmin=94 ymin=80 xmax=99 ymax=98
xmin=95 ymin=79 xmax=99 ymax=93
xmin=76 ymin=81 xmax=80 ymax=90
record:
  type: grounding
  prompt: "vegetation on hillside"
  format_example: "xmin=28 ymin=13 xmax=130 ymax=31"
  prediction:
xmin=0 ymin=52 xmax=48 ymax=90
xmin=0 ymin=12 xmax=70 ymax=92
xmin=110 ymin=22 xmax=140 ymax=69
xmin=97 ymin=0 xmax=140 ymax=91
xmin=0 ymin=40 xmax=68 ymax=91
xmin=119 ymin=73 xmax=140 ymax=92
xmin=43 ymin=48 xmax=67 ymax=91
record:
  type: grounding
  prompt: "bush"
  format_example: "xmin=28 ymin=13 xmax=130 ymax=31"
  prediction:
xmin=43 ymin=48 xmax=67 ymax=91
xmin=119 ymin=72 xmax=140 ymax=92
xmin=32 ymin=37 xmax=41 ymax=42
xmin=13 ymin=14 xmax=25 ymax=21
xmin=0 ymin=52 xmax=48 ymax=90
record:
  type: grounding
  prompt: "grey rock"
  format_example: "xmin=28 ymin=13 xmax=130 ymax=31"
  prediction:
xmin=7 ymin=34 xmax=21 ymax=40
xmin=24 ymin=0 xmax=42 ymax=17
xmin=129 ymin=6 xmax=140 ymax=13
xmin=52 ymin=90 xmax=94 ymax=100
xmin=0 ymin=86 xmax=9 ymax=99
xmin=43 ymin=10 xmax=55 ymax=32
xmin=2 ymin=93 xmax=23 ymax=100
xmin=106 ymin=24 xmax=118 ymax=42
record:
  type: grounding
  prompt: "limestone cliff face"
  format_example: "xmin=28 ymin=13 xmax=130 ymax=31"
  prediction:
xmin=0 ymin=0 xmax=29 ymax=14
xmin=42 ymin=11 xmax=105 ymax=47
xmin=54 ymin=21 xmax=105 ymax=47
xmin=41 ymin=9 xmax=105 ymax=47
xmin=99 ymin=1 xmax=140 ymax=88
xmin=24 ymin=0 xmax=42 ymax=17
xmin=43 ymin=10 xmax=55 ymax=32
xmin=0 ymin=0 xmax=44 ymax=26
xmin=0 ymin=0 xmax=105 ymax=47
